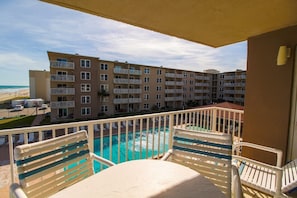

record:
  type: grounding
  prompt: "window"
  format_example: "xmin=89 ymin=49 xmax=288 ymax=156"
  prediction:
xmin=80 ymin=72 xmax=91 ymax=80
xmin=81 ymin=107 xmax=91 ymax=115
xmin=144 ymin=68 xmax=150 ymax=74
xmin=81 ymin=96 xmax=91 ymax=104
xmin=157 ymin=86 xmax=161 ymax=91
xmin=58 ymin=108 xmax=67 ymax=117
xmin=101 ymin=105 xmax=108 ymax=112
xmin=100 ymin=74 xmax=108 ymax=81
xmin=144 ymin=94 xmax=149 ymax=100
xmin=144 ymin=77 xmax=149 ymax=83
xmin=144 ymin=104 xmax=149 ymax=109
xmin=81 ymin=84 xmax=91 ymax=92
xmin=100 ymin=84 xmax=109 ymax=92
xmin=157 ymin=69 xmax=162 ymax=75
xmin=100 ymin=63 xmax=108 ymax=70
xmin=80 ymin=59 xmax=91 ymax=68
xmin=144 ymin=86 xmax=149 ymax=91
xmin=157 ymin=103 xmax=161 ymax=108
xmin=157 ymin=78 xmax=162 ymax=83
xmin=156 ymin=94 xmax=161 ymax=100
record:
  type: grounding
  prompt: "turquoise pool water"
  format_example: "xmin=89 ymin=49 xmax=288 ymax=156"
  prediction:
xmin=93 ymin=128 xmax=169 ymax=172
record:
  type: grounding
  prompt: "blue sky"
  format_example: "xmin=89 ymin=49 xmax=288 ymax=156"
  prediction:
xmin=0 ymin=0 xmax=247 ymax=86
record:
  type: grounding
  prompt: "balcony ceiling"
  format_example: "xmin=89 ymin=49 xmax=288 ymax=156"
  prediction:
xmin=41 ymin=0 xmax=297 ymax=47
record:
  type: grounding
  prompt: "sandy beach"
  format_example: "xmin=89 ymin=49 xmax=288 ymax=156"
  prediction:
xmin=0 ymin=89 xmax=29 ymax=103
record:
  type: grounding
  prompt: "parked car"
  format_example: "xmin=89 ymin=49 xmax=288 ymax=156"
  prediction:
xmin=39 ymin=104 xmax=48 ymax=110
xmin=11 ymin=105 xmax=24 ymax=112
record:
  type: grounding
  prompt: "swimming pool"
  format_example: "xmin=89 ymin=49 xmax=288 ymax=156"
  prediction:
xmin=93 ymin=127 xmax=169 ymax=172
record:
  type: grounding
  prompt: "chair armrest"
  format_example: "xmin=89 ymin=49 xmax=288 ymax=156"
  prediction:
xmin=90 ymin=153 xmax=116 ymax=167
xmin=231 ymin=164 xmax=243 ymax=198
xmin=10 ymin=183 xmax=27 ymax=198
xmin=161 ymin=149 xmax=173 ymax=161
xmin=233 ymin=141 xmax=283 ymax=167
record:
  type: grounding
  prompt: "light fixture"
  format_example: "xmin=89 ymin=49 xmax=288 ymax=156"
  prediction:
xmin=277 ymin=46 xmax=291 ymax=66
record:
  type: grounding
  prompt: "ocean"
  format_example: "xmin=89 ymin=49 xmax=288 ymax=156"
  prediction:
xmin=0 ymin=85 xmax=29 ymax=93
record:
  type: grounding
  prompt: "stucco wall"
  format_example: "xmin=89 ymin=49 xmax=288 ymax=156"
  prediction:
xmin=243 ymin=25 xmax=297 ymax=164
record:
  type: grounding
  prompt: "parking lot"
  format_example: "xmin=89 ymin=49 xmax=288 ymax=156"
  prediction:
xmin=0 ymin=107 xmax=51 ymax=119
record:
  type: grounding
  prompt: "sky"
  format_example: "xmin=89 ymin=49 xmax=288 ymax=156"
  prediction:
xmin=0 ymin=0 xmax=247 ymax=86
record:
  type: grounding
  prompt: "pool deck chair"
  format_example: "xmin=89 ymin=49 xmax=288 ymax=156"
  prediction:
xmin=10 ymin=130 xmax=115 ymax=198
xmin=232 ymin=142 xmax=297 ymax=197
xmin=162 ymin=128 xmax=243 ymax=198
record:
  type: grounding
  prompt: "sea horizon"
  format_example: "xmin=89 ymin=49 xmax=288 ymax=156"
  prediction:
xmin=0 ymin=85 xmax=29 ymax=93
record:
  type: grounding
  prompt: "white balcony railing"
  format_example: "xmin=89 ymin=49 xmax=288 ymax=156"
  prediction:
xmin=113 ymin=88 xmax=142 ymax=94
xmin=50 ymin=61 xmax=74 ymax=69
xmin=113 ymin=79 xmax=142 ymax=84
xmin=51 ymin=74 xmax=75 ymax=82
xmin=51 ymin=88 xmax=75 ymax=95
xmin=50 ymin=101 xmax=75 ymax=108
xmin=0 ymin=107 xmax=243 ymax=187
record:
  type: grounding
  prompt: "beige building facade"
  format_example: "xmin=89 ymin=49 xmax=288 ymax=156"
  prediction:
xmin=48 ymin=51 xmax=246 ymax=122
xmin=29 ymin=70 xmax=51 ymax=101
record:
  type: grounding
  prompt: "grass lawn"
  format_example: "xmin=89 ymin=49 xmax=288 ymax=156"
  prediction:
xmin=0 ymin=115 xmax=36 ymax=130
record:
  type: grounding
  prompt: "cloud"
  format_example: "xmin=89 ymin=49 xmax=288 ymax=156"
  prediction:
xmin=0 ymin=0 xmax=247 ymax=85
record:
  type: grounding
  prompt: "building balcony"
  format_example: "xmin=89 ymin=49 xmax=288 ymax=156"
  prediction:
xmin=113 ymin=78 xmax=142 ymax=84
xmin=195 ymin=83 xmax=209 ymax=87
xmin=51 ymin=88 xmax=75 ymax=95
xmin=114 ymin=68 xmax=129 ymax=74
xmin=50 ymin=101 xmax=75 ymax=108
xmin=165 ymin=96 xmax=183 ymax=101
xmin=165 ymin=81 xmax=175 ymax=86
xmin=51 ymin=74 xmax=75 ymax=82
xmin=165 ymin=89 xmax=183 ymax=94
xmin=113 ymin=68 xmax=142 ymax=75
xmin=113 ymin=98 xmax=141 ymax=104
xmin=50 ymin=60 xmax=74 ymax=69
xmin=113 ymin=88 xmax=142 ymax=94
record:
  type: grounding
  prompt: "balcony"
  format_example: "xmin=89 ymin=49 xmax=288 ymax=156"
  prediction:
xmin=51 ymin=88 xmax=75 ymax=95
xmin=113 ymin=88 xmax=142 ymax=94
xmin=113 ymin=68 xmax=142 ymax=75
xmin=114 ymin=68 xmax=129 ymax=74
xmin=50 ymin=101 xmax=75 ymax=108
xmin=165 ymin=89 xmax=183 ymax=94
xmin=165 ymin=96 xmax=183 ymax=101
xmin=113 ymin=98 xmax=141 ymax=104
xmin=113 ymin=78 xmax=142 ymax=84
xmin=51 ymin=74 xmax=75 ymax=82
xmin=50 ymin=60 xmax=74 ymax=69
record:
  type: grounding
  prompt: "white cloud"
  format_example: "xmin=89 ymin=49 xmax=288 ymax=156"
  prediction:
xmin=0 ymin=0 xmax=247 ymax=85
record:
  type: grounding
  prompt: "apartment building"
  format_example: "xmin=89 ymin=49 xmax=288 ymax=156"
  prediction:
xmin=216 ymin=70 xmax=246 ymax=106
xmin=29 ymin=70 xmax=51 ymax=101
xmin=48 ymin=51 xmax=245 ymax=122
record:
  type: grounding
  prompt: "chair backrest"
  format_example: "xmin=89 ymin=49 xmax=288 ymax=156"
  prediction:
xmin=171 ymin=128 xmax=233 ymax=197
xmin=14 ymin=130 xmax=94 ymax=198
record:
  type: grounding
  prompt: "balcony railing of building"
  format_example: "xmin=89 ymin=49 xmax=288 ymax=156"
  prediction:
xmin=165 ymin=89 xmax=183 ymax=94
xmin=50 ymin=61 xmax=75 ymax=69
xmin=51 ymin=74 xmax=75 ymax=82
xmin=165 ymin=96 xmax=183 ymax=101
xmin=195 ymin=83 xmax=210 ymax=86
xmin=50 ymin=101 xmax=75 ymax=108
xmin=113 ymin=88 xmax=142 ymax=94
xmin=51 ymin=88 xmax=75 ymax=95
xmin=113 ymin=98 xmax=142 ymax=104
xmin=113 ymin=68 xmax=142 ymax=75
xmin=0 ymin=107 xmax=243 ymax=185
xmin=113 ymin=79 xmax=142 ymax=84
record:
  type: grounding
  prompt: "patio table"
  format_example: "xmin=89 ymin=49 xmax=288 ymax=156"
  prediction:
xmin=50 ymin=159 xmax=225 ymax=198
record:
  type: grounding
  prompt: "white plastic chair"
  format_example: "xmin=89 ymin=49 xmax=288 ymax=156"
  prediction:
xmin=10 ymin=130 xmax=115 ymax=198
xmin=162 ymin=128 xmax=243 ymax=198
xmin=232 ymin=142 xmax=297 ymax=197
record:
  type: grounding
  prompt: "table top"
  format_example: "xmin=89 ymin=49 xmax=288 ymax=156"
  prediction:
xmin=50 ymin=159 xmax=225 ymax=198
